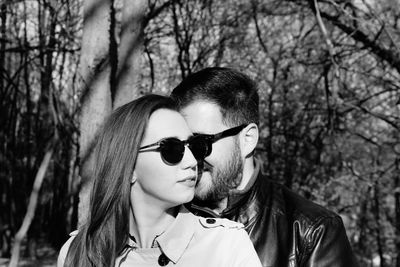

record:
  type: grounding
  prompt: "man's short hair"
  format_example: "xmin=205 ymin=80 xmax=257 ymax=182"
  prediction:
xmin=171 ymin=67 xmax=259 ymax=126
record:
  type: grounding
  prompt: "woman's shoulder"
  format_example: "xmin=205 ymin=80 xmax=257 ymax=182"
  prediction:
xmin=57 ymin=230 xmax=78 ymax=267
xmin=190 ymin=213 xmax=249 ymax=241
xmin=196 ymin=217 xmax=245 ymax=230
xmin=188 ymin=214 xmax=262 ymax=267
xmin=181 ymin=206 xmax=245 ymax=232
xmin=177 ymin=210 xmax=250 ymax=249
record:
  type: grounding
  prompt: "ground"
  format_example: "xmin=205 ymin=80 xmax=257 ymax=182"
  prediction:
xmin=0 ymin=244 xmax=58 ymax=267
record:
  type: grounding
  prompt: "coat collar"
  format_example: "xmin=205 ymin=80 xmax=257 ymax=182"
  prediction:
xmin=126 ymin=206 xmax=196 ymax=264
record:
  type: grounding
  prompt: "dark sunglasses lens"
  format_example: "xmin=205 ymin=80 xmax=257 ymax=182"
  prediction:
xmin=160 ymin=139 xmax=185 ymax=164
xmin=189 ymin=136 xmax=211 ymax=160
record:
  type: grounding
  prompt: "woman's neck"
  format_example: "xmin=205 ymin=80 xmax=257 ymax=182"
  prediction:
xmin=129 ymin=202 xmax=178 ymax=248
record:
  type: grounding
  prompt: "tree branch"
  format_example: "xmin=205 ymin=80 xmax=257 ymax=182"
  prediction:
xmin=9 ymin=145 xmax=54 ymax=267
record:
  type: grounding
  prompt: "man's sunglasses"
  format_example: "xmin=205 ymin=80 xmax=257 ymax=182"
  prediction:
xmin=139 ymin=135 xmax=209 ymax=165
xmin=193 ymin=124 xmax=248 ymax=158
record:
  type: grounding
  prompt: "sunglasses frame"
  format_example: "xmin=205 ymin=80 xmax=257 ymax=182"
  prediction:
xmin=193 ymin=124 xmax=248 ymax=157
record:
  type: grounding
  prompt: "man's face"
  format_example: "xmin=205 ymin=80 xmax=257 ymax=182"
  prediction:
xmin=180 ymin=100 xmax=243 ymax=203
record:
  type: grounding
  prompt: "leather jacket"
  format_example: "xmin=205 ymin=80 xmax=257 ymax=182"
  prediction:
xmin=188 ymin=162 xmax=358 ymax=267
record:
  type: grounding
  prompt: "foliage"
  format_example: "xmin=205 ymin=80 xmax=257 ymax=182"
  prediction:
xmin=1 ymin=0 xmax=399 ymax=266
xmin=141 ymin=0 xmax=400 ymax=265
xmin=0 ymin=0 xmax=81 ymax=257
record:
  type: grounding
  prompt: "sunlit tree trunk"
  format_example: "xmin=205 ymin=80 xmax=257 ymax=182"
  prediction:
xmin=114 ymin=0 xmax=145 ymax=108
xmin=78 ymin=0 xmax=146 ymax=225
xmin=78 ymin=0 xmax=113 ymax=225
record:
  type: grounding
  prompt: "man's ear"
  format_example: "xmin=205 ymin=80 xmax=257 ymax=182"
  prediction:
xmin=240 ymin=123 xmax=259 ymax=158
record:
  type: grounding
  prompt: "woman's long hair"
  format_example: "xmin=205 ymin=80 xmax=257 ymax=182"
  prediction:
xmin=63 ymin=94 xmax=177 ymax=267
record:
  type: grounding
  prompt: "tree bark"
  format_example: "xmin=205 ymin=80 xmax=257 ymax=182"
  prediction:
xmin=114 ymin=0 xmax=146 ymax=107
xmin=78 ymin=0 xmax=113 ymax=225
xmin=78 ymin=0 xmax=147 ymax=225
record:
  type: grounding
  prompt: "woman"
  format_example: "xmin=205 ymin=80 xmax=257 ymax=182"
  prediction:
xmin=58 ymin=94 xmax=262 ymax=267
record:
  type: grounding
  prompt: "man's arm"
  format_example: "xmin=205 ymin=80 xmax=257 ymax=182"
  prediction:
xmin=302 ymin=215 xmax=358 ymax=267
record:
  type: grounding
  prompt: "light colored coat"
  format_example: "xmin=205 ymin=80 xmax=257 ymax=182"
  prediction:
xmin=58 ymin=206 xmax=262 ymax=267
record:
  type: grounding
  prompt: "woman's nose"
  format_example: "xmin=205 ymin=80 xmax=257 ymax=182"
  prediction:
xmin=181 ymin=146 xmax=197 ymax=169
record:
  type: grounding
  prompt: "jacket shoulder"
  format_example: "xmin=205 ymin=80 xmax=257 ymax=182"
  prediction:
xmin=280 ymin=185 xmax=341 ymax=223
xmin=267 ymin=181 xmax=341 ymax=224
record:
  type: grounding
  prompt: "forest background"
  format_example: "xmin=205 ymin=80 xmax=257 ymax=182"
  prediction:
xmin=1 ymin=0 xmax=400 ymax=266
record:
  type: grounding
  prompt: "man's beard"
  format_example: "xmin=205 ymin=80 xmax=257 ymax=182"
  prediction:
xmin=194 ymin=142 xmax=243 ymax=206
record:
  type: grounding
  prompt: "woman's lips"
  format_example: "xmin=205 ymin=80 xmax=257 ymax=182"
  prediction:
xmin=178 ymin=175 xmax=197 ymax=186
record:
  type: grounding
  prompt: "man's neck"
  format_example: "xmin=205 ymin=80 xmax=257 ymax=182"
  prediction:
xmin=212 ymin=157 xmax=256 ymax=214
xmin=213 ymin=198 xmax=228 ymax=214
xmin=237 ymin=156 xmax=255 ymax=190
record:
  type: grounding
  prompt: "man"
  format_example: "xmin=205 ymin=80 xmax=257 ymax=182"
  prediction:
xmin=171 ymin=67 xmax=358 ymax=267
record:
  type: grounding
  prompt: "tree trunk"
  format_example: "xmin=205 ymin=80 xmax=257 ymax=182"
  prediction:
xmin=78 ymin=0 xmax=147 ymax=225
xmin=78 ymin=0 xmax=113 ymax=225
xmin=114 ymin=0 xmax=145 ymax=107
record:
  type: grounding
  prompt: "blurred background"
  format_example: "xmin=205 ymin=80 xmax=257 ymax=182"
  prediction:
xmin=0 ymin=0 xmax=399 ymax=266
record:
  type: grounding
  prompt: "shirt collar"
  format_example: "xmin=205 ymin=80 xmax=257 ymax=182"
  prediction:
xmin=126 ymin=205 xmax=196 ymax=264
xmin=156 ymin=206 xmax=196 ymax=263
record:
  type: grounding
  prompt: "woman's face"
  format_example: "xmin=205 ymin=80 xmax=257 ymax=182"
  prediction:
xmin=132 ymin=109 xmax=198 ymax=209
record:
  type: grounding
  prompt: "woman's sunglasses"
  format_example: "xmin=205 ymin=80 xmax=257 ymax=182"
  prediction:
xmin=139 ymin=135 xmax=210 ymax=165
xmin=139 ymin=124 xmax=247 ymax=165
xmin=139 ymin=124 xmax=248 ymax=165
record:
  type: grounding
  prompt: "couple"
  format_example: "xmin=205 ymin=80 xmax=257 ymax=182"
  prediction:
xmin=58 ymin=68 xmax=358 ymax=266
